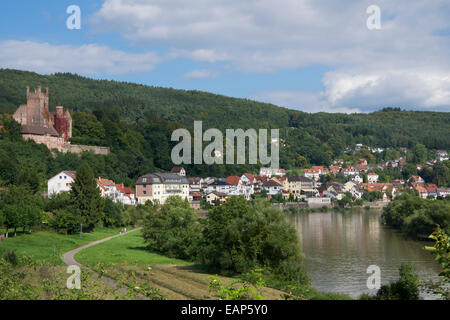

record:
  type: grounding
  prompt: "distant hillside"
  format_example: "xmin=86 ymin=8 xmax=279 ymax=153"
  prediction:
xmin=1 ymin=69 xmax=449 ymax=150
xmin=0 ymin=68 xmax=449 ymax=188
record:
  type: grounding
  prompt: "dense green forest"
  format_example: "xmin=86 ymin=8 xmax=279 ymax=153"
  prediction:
xmin=0 ymin=68 xmax=449 ymax=190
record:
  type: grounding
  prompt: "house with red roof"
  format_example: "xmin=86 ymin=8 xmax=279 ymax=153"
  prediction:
xmin=115 ymin=183 xmax=137 ymax=205
xmin=358 ymin=158 xmax=368 ymax=166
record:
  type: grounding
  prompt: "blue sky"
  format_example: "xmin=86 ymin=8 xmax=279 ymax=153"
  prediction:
xmin=1 ymin=0 xmax=450 ymax=113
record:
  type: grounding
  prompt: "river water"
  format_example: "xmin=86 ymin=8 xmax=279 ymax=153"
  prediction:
xmin=287 ymin=209 xmax=443 ymax=299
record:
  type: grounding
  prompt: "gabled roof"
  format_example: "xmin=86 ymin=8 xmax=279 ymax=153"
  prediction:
xmin=263 ymin=180 xmax=282 ymax=187
xmin=226 ymin=176 xmax=241 ymax=186
xmin=21 ymin=125 xmax=59 ymax=137
xmin=49 ymin=170 xmax=76 ymax=181
xmin=116 ymin=183 xmax=135 ymax=195
xmin=243 ymin=173 xmax=256 ymax=182
xmin=136 ymin=173 xmax=189 ymax=185
xmin=171 ymin=167 xmax=185 ymax=173
xmin=63 ymin=170 xmax=76 ymax=179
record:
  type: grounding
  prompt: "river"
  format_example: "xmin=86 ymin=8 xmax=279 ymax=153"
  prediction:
xmin=287 ymin=209 xmax=443 ymax=299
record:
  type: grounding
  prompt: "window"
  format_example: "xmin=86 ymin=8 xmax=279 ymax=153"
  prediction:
xmin=143 ymin=191 xmax=147 ymax=195
xmin=143 ymin=178 xmax=147 ymax=183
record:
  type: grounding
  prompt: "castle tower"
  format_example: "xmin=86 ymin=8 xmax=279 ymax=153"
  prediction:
xmin=23 ymin=86 xmax=51 ymax=128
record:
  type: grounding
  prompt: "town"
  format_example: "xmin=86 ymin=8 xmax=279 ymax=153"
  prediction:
xmin=48 ymin=149 xmax=450 ymax=210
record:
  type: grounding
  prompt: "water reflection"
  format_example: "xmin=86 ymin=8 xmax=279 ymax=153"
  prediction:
xmin=287 ymin=210 xmax=443 ymax=299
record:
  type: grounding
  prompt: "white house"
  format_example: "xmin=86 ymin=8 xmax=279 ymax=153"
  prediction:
xmin=352 ymin=174 xmax=364 ymax=184
xmin=48 ymin=171 xmax=76 ymax=197
xmin=437 ymin=188 xmax=450 ymax=198
xmin=171 ymin=167 xmax=186 ymax=177
xmin=262 ymin=180 xmax=282 ymax=196
xmin=342 ymin=167 xmax=359 ymax=177
xmin=367 ymin=173 xmax=379 ymax=183
xmin=436 ymin=150 xmax=449 ymax=161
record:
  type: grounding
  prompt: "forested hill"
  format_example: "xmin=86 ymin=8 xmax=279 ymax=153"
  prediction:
xmin=1 ymin=68 xmax=449 ymax=150
xmin=0 ymin=68 xmax=449 ymax=187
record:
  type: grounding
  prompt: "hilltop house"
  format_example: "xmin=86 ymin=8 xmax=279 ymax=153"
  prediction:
xmin=436 ymin=150 xmax=449 ymax=161
xmin=171 ymin=167 xmax=186 ymax=177
xmin=136 ymin=173 xmax=189 ymax=205
xmin=342 ymin=167 xmax=359 ymax=177
xmin=367 ymin=173 xmax=379 ymax=183
xmin=259 ymin=167 xmax=286 ymax=178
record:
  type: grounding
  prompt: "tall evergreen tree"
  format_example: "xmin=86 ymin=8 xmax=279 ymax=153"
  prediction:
xmin=70 ymin=162 xmax=104 ymax=232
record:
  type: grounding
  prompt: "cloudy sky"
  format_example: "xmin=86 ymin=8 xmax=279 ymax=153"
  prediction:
xmin=1 ymin=0 xmax=450 ymax=113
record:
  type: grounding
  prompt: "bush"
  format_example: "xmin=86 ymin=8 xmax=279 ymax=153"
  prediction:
xmin=382 ymin=192 xmax=450 ymax=239
xmin=375 ymin=264 xmax=420 ymax=300
xmin=142 ymin=196 xmax=202 ymax=260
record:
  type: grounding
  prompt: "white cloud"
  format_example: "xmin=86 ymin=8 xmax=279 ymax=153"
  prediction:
xmin=252 ymin=90 xmax=361 ymax=114
xmin=91 ymin=0 xmax=450 ymax=111
xmin=0 ymin=40 xmax=160 ymax=75
xmin=183 ymin=69 xmax=218 ymax=80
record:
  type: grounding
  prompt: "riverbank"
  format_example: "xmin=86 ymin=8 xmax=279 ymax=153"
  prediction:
xmin=0 ymin=228 xmax=352 ymax=300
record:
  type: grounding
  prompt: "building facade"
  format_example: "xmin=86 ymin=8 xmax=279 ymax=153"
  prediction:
xmin=136 ymin=173 xmax=189 ymax=205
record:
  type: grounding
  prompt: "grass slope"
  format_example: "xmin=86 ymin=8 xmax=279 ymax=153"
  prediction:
xmin=0 ymin=227 xmax=123 ymax=265
xmin=75 ymin=230 xmax=189 ymax=266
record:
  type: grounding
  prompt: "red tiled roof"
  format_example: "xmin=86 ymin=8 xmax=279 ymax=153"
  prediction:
xmin=63 ymin=170 xmax=76 ymax=179
xmin=226 ymin=176 xmax=241 ymax=186
xmin=243 ymin=173 xmax=256 ymax=182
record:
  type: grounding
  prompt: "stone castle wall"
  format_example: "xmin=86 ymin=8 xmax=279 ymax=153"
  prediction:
xmin=22 ymin=134 xmax=66 ymax=152
xmin=23 ymin=134 xmax=110 ymax=155
xmin=63 ymin=144 xmax=110 ymax=155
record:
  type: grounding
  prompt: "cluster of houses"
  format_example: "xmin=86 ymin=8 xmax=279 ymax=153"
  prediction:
xmin=47 ymin=148 xmax=449 ymax=209
xmin=48 ymin=171 xmax=137 ymax=206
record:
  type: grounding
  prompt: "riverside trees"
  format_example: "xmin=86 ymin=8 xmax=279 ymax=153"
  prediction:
xmin=142 ymin=196 xmax=310 ymax=286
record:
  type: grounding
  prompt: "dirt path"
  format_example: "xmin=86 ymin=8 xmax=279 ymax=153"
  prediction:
xmin=61 ymin=228 xmax=147 ymax=300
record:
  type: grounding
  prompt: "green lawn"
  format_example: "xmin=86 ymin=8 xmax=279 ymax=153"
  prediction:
xmin=75 ymin=230 xmax=190 ymax=267
xmin=0 ymin=227 xmax=123 ymax=265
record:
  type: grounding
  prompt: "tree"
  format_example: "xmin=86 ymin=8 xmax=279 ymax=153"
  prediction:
xmin=3 ymin=205 xmax=21 ymax=237
xmin=142 ymin=196 xmax=201 ymax=260
xmin=103 ymin=198 xmax=124 ymax=227
xmin=51 ymin=209 xmax=80 ymax=235
xmin=69 ymin=162 xmax=104 ymax=232
xmin=198 ymin=197 xmax=309 ymax=284
xmin=425 ymin=227 xmax=450 ymax=300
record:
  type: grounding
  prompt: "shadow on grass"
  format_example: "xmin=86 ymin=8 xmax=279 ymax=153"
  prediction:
xmin=126 ymin=246 xmax=148 ymax=252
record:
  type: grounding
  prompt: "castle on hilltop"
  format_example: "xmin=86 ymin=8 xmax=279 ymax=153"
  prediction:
xmin=13 ymin=86 xmax=109 ymax=155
